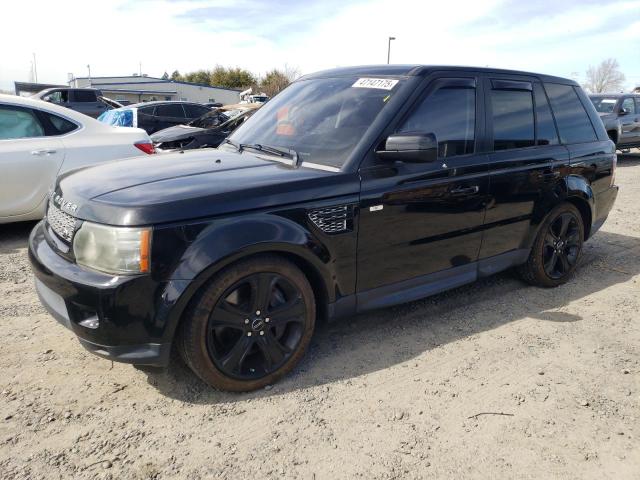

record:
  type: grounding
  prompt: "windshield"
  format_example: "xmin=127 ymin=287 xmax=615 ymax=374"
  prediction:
xmin=190 ymin=110 xmax=230 ymax=128
xmin=590 ymin=97 xmax=619 ymax=113
xmin=227 ymin=76 xmax=403 ymax=168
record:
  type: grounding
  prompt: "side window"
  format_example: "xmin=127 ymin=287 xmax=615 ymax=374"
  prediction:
xmin=544 ymin=83 xmax=597 ymax=144
xmin=621 ymin=98 xmax=636 ymax=114
xmin=72 ymin=90 xmax=97 ymax=102
xmin=43 ymin=90 xmax=68 ymax=103
xmin=41 ymin=112 xmax=78 ymax=135
xmin=156 ymin=103 xmax=186 ymax=118
xmin=533 ymin=83 xmax=559 ymax=146
xmin=0 ymin=106 xmax=45 ymax=140
xmin=490 ymin=83 xmax=535 ymax=150
xmin=137 ymin=106 xmax=155 ymax=116
xmin=398 ymin=81 xmax=475 ymax=158
xmin=184 ymin=104 xmax=209 ymax=118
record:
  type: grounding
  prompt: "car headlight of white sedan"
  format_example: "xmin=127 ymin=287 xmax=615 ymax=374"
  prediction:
xmin=73 ymin=222 xmax=151 ymax=275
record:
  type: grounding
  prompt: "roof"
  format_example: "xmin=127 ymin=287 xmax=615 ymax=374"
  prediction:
xmin=121 ymin=100 xmax=212 ymax=109
xmin=301 ymin=65 xmax=578 ymax=85
xmin=588 ymin=93 xmax=640 ymax=97
xmin=72 ymin=76 xmax=242 ymax=92
xmin=0 ymin=93 xmax=103 ymax=126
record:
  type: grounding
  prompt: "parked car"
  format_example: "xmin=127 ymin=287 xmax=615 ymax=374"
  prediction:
xmin=151 ymin=107 xmax=258 ymax=151
xmin=30 ymin=65 xmax=618 ymax=391
xmin=589 ymin=93 xmax=640 ymax=150
xmin=0 ymin=94 xmax=154 ymax=223
xmin=98 ymin=101 xmax=212 ymax=135
xmin=33 ymin=87 xmax=116 ymax=118
xmin=204 ymin=102 xmax=223 ymax=108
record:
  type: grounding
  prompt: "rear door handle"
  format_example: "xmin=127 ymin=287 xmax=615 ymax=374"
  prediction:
xmin=450 ymin=185 xmax=479 ymax=195
xmin=31 ymin=149 xmax=57 ymax=156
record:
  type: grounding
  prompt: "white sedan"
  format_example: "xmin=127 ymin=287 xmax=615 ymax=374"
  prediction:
xmin=0 ymin=94 xmax=155 ymax=223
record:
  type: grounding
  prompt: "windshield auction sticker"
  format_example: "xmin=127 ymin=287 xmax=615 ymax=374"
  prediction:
xmin=352 ymin=78 xmax=399 ymax=90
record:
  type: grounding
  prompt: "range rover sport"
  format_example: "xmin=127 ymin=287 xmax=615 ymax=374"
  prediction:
xmin=30 ymin=65 xmax=618 ymax=391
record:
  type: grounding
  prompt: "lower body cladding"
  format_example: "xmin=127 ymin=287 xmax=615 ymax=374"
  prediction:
xmin=28 ymin=221 xmax=185 ymax=367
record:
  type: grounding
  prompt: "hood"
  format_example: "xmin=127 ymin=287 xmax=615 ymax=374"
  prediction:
xmin=150 ymin=124 xmax=205 ymax=143
xmin=54 ymin=149 xmax=356 ymax=226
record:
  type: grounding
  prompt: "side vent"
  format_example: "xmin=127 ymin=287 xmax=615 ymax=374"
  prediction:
xmin=307 ymin=205 xmax=353 ymax=234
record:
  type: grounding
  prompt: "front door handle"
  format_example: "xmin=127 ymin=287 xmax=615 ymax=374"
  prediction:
xmin=31 ymin=149 xmax=57 ymax=156
xmin=450 ymin=185 xmax=479 ymax=195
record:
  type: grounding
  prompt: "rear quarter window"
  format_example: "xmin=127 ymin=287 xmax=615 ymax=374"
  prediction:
xmin=544 ymin=83 xmax=597 ymax=144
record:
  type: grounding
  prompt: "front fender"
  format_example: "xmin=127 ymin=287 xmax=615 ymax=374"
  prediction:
xmin=154 ymin=212 xmax=357 ymax=343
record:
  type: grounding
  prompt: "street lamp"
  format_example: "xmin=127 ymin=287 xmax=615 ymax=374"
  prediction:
xmin=387 ymin=36 xmax=396 ymax=64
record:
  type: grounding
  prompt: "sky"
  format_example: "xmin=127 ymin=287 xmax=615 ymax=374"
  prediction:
xmin=1 ymin=0 xmax=639 ymax=91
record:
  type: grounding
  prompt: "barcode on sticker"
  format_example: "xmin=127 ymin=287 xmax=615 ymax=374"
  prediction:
xmin=352 ymin=78 xmax=399 ymax=90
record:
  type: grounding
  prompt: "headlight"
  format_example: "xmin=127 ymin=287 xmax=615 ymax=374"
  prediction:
xmin=73 ymin=222 xmax=151 ymax=275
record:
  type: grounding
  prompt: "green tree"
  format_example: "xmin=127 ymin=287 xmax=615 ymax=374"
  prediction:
xmin=260 ymin=66 xmax=299 ymax=97
xmin=161 ymin=71 xmax=169 ymax=80
xmin=170 ymin=70 xmax=183 ymax=81
xmin=210 ymin=65 xmax=256 ymax=89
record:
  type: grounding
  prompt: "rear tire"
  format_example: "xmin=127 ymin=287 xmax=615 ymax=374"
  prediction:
xmin=177 ymin=255 xmax=315 ymax=392
xmin=517 ymin=203 xmax=584 ymax=288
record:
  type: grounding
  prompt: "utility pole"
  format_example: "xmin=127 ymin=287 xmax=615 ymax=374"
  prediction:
xmin=387 ymin=37 xmax=396 ymax=64
xmin=139 ymin=61 xmax=142 ymax=77
xmin=87 ymin=65 xmax=91 ymax=86
xmin=32 ymin=53 xmax=38 ymax=83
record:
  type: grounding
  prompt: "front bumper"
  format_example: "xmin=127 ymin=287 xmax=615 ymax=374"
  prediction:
xmin=29 ymin=221 xmax=172 ymax=366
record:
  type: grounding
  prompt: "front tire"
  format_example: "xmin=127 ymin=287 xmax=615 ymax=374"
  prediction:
xmin=178 ymin=255 xmax=316 ymax=392
xmin=518 ymin=203 xmax=584 ymax=288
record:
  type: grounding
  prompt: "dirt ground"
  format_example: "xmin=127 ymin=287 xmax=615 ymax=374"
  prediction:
xmin=1 ymin=153 xmax=639 ymax=480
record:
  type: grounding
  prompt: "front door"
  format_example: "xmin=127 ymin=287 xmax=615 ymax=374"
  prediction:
xmin=357 ymin=75 xmax=488 ymax=303
xmin=619 ymin=97 xmax=640 ymax=146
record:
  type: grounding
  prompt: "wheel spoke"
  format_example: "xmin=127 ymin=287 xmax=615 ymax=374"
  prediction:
xmin=544 ymin=250 xmax=558 ymax=274
xmin=566 ymin=230 xmax=580 ymax=246
xmin=558 ymin=214 xmax=571 ymax=238
xmin=544 ymin=232 xmax=557 ymax=248
xmin=256 ymin=331 xmax=290 ymax=370
xmin=558 ymin=252 xmax=571 ymax=273
xmin=220 ymin=336 xmax=254 ymax=374
xmin=210 ymin=301 xmax=248 ymax=329
xmin=268 ymin=296 xmax=305 ymax=327
xmin=250 ymin=274 xmax=277 ymax=313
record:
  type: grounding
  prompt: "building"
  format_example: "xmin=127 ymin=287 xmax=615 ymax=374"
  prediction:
xmin=68 ymin=75 xmax=241 ymax=105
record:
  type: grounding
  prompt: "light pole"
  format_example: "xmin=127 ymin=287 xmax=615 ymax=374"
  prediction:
xmin=387 ymin=36 xmax=396 ymax=64
xmin=87 ymin=65 xmax=91 ymax=87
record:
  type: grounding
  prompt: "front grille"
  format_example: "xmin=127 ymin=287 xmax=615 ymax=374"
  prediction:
xmin=308 ymin=205 xmax=353 ymax=234
xmin=47 ymin=202 xmax=76 ymax=242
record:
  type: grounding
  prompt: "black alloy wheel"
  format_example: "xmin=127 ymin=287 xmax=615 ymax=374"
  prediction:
xmin=178 ymin=256 xmax=315 ymax=391
xmin=207 ymin=273 xmax=306 ymax=380
xmin=542 ymin=212 xmax=581 ymax=280
xmin=517 ymin=203 xmax=584 ymax=288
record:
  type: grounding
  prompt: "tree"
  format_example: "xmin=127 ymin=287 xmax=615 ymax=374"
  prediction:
xmin=584 ymin=58 xmax=626 ymax=93
xmin=161 ymin=71 xmax=169 ymax=80
xmin=170 ymin=70 xmax=183 ymax=81
xmin=260 ymin=65 xmax=301 ymax=97
xmin=183 ymin=69 xmax=212 ymax=85
xmin=210 ymin=66 xmax=256 ymax=89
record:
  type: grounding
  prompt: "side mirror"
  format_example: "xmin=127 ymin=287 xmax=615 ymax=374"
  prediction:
xmin=376 ymin=132 xmax=438 ymax=163
xmin=619 ymin=107 xmax=630 ymax=115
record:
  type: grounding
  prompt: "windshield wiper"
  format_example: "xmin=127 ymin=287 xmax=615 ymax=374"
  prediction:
xmin=221 ymin=138 xmax=243 ymax=152
xmin=242 ymin=143 xmax=300 ymax=166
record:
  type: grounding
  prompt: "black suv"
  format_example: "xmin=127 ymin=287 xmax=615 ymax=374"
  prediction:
xmin=589 ymin=93 xmax=640 ymax=150
xmin=30 ymin=66 xmax=618 ymax=391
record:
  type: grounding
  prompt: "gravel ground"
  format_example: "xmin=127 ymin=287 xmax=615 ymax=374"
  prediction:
xmin=1 ymin=153 xmax=639 ymax=480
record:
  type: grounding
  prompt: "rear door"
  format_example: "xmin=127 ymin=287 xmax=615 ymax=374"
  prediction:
xmin=0 ymin=104 xmax=65 ymax=217
xmin=183 ymin=104 xmax=211 ymax=122
xmin=357 ymin=74 xmax=489 ymax=296
xmin=154 ymin=103 xmax=188 ymax=132
xmin=481 ymin=76 xmax=568 ymax=260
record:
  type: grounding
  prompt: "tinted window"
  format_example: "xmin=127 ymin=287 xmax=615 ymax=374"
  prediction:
xmin=137 ymin=106 xmax=155 ymax=116
xmin=156 ymin=104 xmax=186 ymax=117
xmin=43 ymin=112 xmax=78 ymax=135
xmin=491 ymin=89 xmax=535 ymax=150
xmin=184 ymin=104 xmax=210 ymax=118
xmin=398 ymin=86 xmax=475 ymax=158
xmin=533 ymin=83 xmax=559 ymax=146
xmin=0 ymin=106 xmax=44 ymax=139
xmin=621 ymin=98 xmax=636 ymax=114
xmin=545 ymin=83 xmax=597 ymax=144
xmin=73 ymin=90 xmax=97 ymax=102
xmin=43 ymin=90 xmax=68 ymax=103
